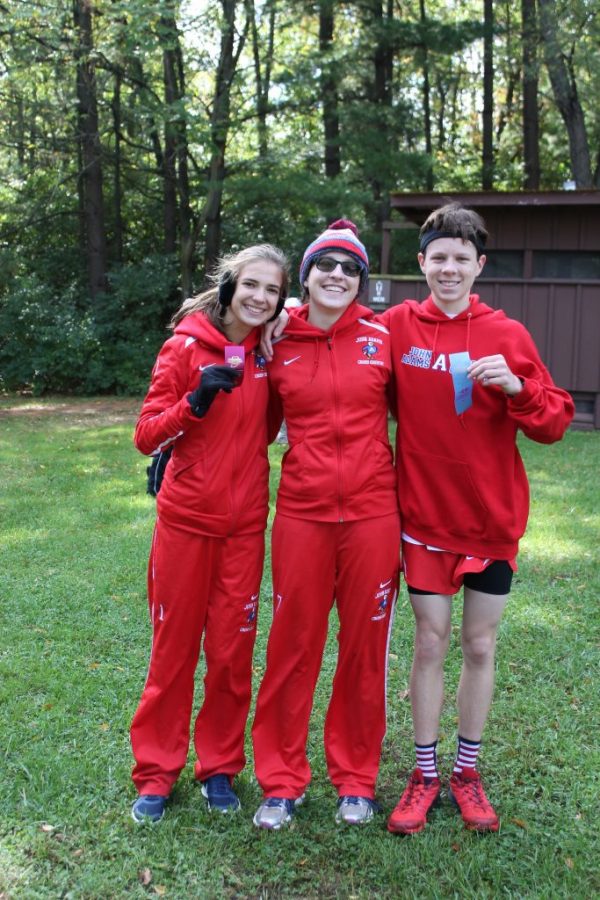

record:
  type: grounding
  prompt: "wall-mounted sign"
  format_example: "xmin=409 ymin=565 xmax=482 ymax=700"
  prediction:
xmin=368 ymin=277 xmax=391 ymax=305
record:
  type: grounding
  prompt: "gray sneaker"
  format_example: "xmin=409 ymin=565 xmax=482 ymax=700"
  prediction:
xmin=336 ymin=795 xmax=381 ymax=825
xmin=253 ymin=794 xmax=305 ymax=830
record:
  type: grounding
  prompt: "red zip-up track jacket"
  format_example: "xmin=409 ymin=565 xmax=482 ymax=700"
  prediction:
xmin=134 ymin=312 xmax=270 ymax=537
xmin=270 ymin=302 xmax=398 ymax=522
xmin=379 ymin=295 xmax=574 ymax=559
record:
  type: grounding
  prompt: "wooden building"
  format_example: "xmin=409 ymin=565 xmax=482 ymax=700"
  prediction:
xmin=369 ymin=191 xmax=600 ymax=429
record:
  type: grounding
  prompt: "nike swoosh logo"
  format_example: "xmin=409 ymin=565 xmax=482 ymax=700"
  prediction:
xmin=199 ymin=364 xmax=215 ymax=371
xmin=250 ymin=593 xmax=259 ymax=601
xmin=283 ymin=356 xmax=302 ymax=366
xmin=379 ymin=578 xmax=392 ymax=588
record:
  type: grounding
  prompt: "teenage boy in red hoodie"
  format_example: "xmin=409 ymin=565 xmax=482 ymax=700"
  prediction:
xmin=380 ymin=203 xmax=574 ymax=834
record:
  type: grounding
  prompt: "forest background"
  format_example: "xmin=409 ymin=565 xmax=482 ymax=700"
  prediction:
xmin=0 ymin=0 xmax=598 ymax=396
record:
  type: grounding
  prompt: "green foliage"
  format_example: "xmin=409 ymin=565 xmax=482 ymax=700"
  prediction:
xmin=221 ymin=164 xmax=372 ymax=276
xmin=0 ymin=275 xmax=100 ymax=394
xmin=0 ymin=255 xmax=179 ymax=395
xmin=89 ymin=254 xmax=181 ymax=394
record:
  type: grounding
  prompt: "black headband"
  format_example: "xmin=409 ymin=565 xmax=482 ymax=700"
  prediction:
xmin=419 ymin=229 xmax=486 ymax=257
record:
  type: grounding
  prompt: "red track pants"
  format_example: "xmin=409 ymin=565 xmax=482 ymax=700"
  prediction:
xmin=252 ymin=513 xmax=400 ymax=799
xmin=131 ymin=517 xmax=264 ymax=796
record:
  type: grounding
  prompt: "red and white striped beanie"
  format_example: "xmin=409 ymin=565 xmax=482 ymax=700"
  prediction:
xmin=299 ymin=219 xmax=369 ymax=290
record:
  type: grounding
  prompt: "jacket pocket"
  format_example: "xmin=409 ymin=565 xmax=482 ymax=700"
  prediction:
xmin=171 ymin=457 xmax=201 ymax=480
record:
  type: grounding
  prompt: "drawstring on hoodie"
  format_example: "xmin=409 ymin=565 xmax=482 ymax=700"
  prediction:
xmin=432 ymin=322 xmax=440 ymax=357
xmin=458 ymin=312 xmax=473 ymax=430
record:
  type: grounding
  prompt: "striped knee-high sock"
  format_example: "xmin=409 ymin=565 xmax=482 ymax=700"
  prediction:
xmin=415 ymin=741 xmax=439 ymax=780
xmin=453 ymin=735 xmax=481 ymax=774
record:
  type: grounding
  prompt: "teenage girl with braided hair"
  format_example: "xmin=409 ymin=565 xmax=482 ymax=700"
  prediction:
xmin=130 ymin=244 xmax=289 ymax=823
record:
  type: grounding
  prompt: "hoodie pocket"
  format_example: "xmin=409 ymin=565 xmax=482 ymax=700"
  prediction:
xmin=401 ymin=448 xmax=488 ymax=537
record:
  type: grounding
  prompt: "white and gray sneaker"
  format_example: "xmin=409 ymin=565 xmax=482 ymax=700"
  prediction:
xmin=253 ymin=794 xmax=305 ymax=830
xmin=336 ymin=795 xmax=381 ymax=825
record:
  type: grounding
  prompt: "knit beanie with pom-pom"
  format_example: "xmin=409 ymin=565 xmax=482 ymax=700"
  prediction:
xmin=299 ymin=219 xmax=369 ymax=291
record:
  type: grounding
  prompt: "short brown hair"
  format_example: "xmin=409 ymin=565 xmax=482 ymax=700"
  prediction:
xmin=420 ymin=203 xmax=488 ymax=257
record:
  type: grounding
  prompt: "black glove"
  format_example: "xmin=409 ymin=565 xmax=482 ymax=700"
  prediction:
xmin=187 ymin=365 xmax=241 ymax=418
xmin=146 ymin=445 xmax=173 ymax=497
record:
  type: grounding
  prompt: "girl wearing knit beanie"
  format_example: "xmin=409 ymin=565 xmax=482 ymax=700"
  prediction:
xmin=252 ymin=220 xmax=400 ymax=830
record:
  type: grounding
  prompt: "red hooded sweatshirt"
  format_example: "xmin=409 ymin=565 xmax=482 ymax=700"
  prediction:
xmin=379 ymin=295 xmax=574 ymax=558
xmin=270 ymin=301 xmax=398 ymax=522
xmin=134 ymin=312 xmax=270 ymax=537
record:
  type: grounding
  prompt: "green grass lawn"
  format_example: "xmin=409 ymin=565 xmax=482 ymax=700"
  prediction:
xmin=0 ymin=396 xmax=598 ymax=898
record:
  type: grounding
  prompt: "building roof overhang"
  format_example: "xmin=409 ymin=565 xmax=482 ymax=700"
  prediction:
xmin=389 ymin=190 xmax=600 ymax=225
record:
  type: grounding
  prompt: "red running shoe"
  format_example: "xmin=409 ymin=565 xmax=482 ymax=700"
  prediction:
xmin=387 ymin=768 xmax=441 ymax=834
xmin=448 ymin=767 xmax=499 ymax=832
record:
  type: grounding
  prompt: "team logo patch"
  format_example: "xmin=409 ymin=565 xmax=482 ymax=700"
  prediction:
xmin=401 ymin=346 xmax=433 ymax=368
xmin=356 ymin=334 xmax=384 ymax=366
xmin=371 ymin=580 xmax=393 ymax=621
xmin=240 ymin=595 xmax=258 ymax=632
xmin=253 ymin=351 xmax=268 ymax=379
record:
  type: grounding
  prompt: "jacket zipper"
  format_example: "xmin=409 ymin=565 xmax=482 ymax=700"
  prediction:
xmin=228 ymin=358 xmax=245 ymax=536
xmin=328 ymin=336 xmax=344 ymax=522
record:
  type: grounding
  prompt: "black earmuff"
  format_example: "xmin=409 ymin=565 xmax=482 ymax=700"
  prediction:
xmin=268 ymin=289 xmax=288 ymax=322
xmin=218 ymin=274 xmax=236 ymax=310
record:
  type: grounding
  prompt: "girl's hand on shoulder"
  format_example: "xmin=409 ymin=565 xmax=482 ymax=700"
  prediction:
xmin=260 ymin=310 xmax=289 ymax=361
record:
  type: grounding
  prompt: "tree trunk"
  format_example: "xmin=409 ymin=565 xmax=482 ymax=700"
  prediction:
xmin=521 ymin=0 xmax=540 ymax=189
xmin=203 ymin=0 xmax=247 ymax=273
xmin=367 ymin=0 xmax=394 ymax=234
xmin=128 ymin=57 xmax=171 ymax=245
xmin=162 ymin=64 xmax=178 ymax=257
xmin=246 ymin=0 xmax=275 ymax=160
xmin=538 ymin=0 xmax=592 ymax=187
xmin=74 ymin=0 xmax=108 ymax=301
xmin=419 ymin=0 xmax=434 ymax=189
xmin=16 ymin=94 xmax=26 ymax=169
xmin=161 ymin=11 xmax=186 ymax=260
xmin=175 ymin=43 xmax=194 ymax=298
xmin=482 ymin=0 xmax=494 ymax=189
xmin=319 ymin=0 xmax=340 ymax=178
xmin=111 ymin=72 xmax=123 ymax=262
xmin=435 ymin=72 xmax=447 ymax=151
xmin=159 ymin=6 xmax=195 ymax=294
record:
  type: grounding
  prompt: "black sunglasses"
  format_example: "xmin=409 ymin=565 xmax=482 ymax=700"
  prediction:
xmin=314 ymin=256 xmax=362 ymax=278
